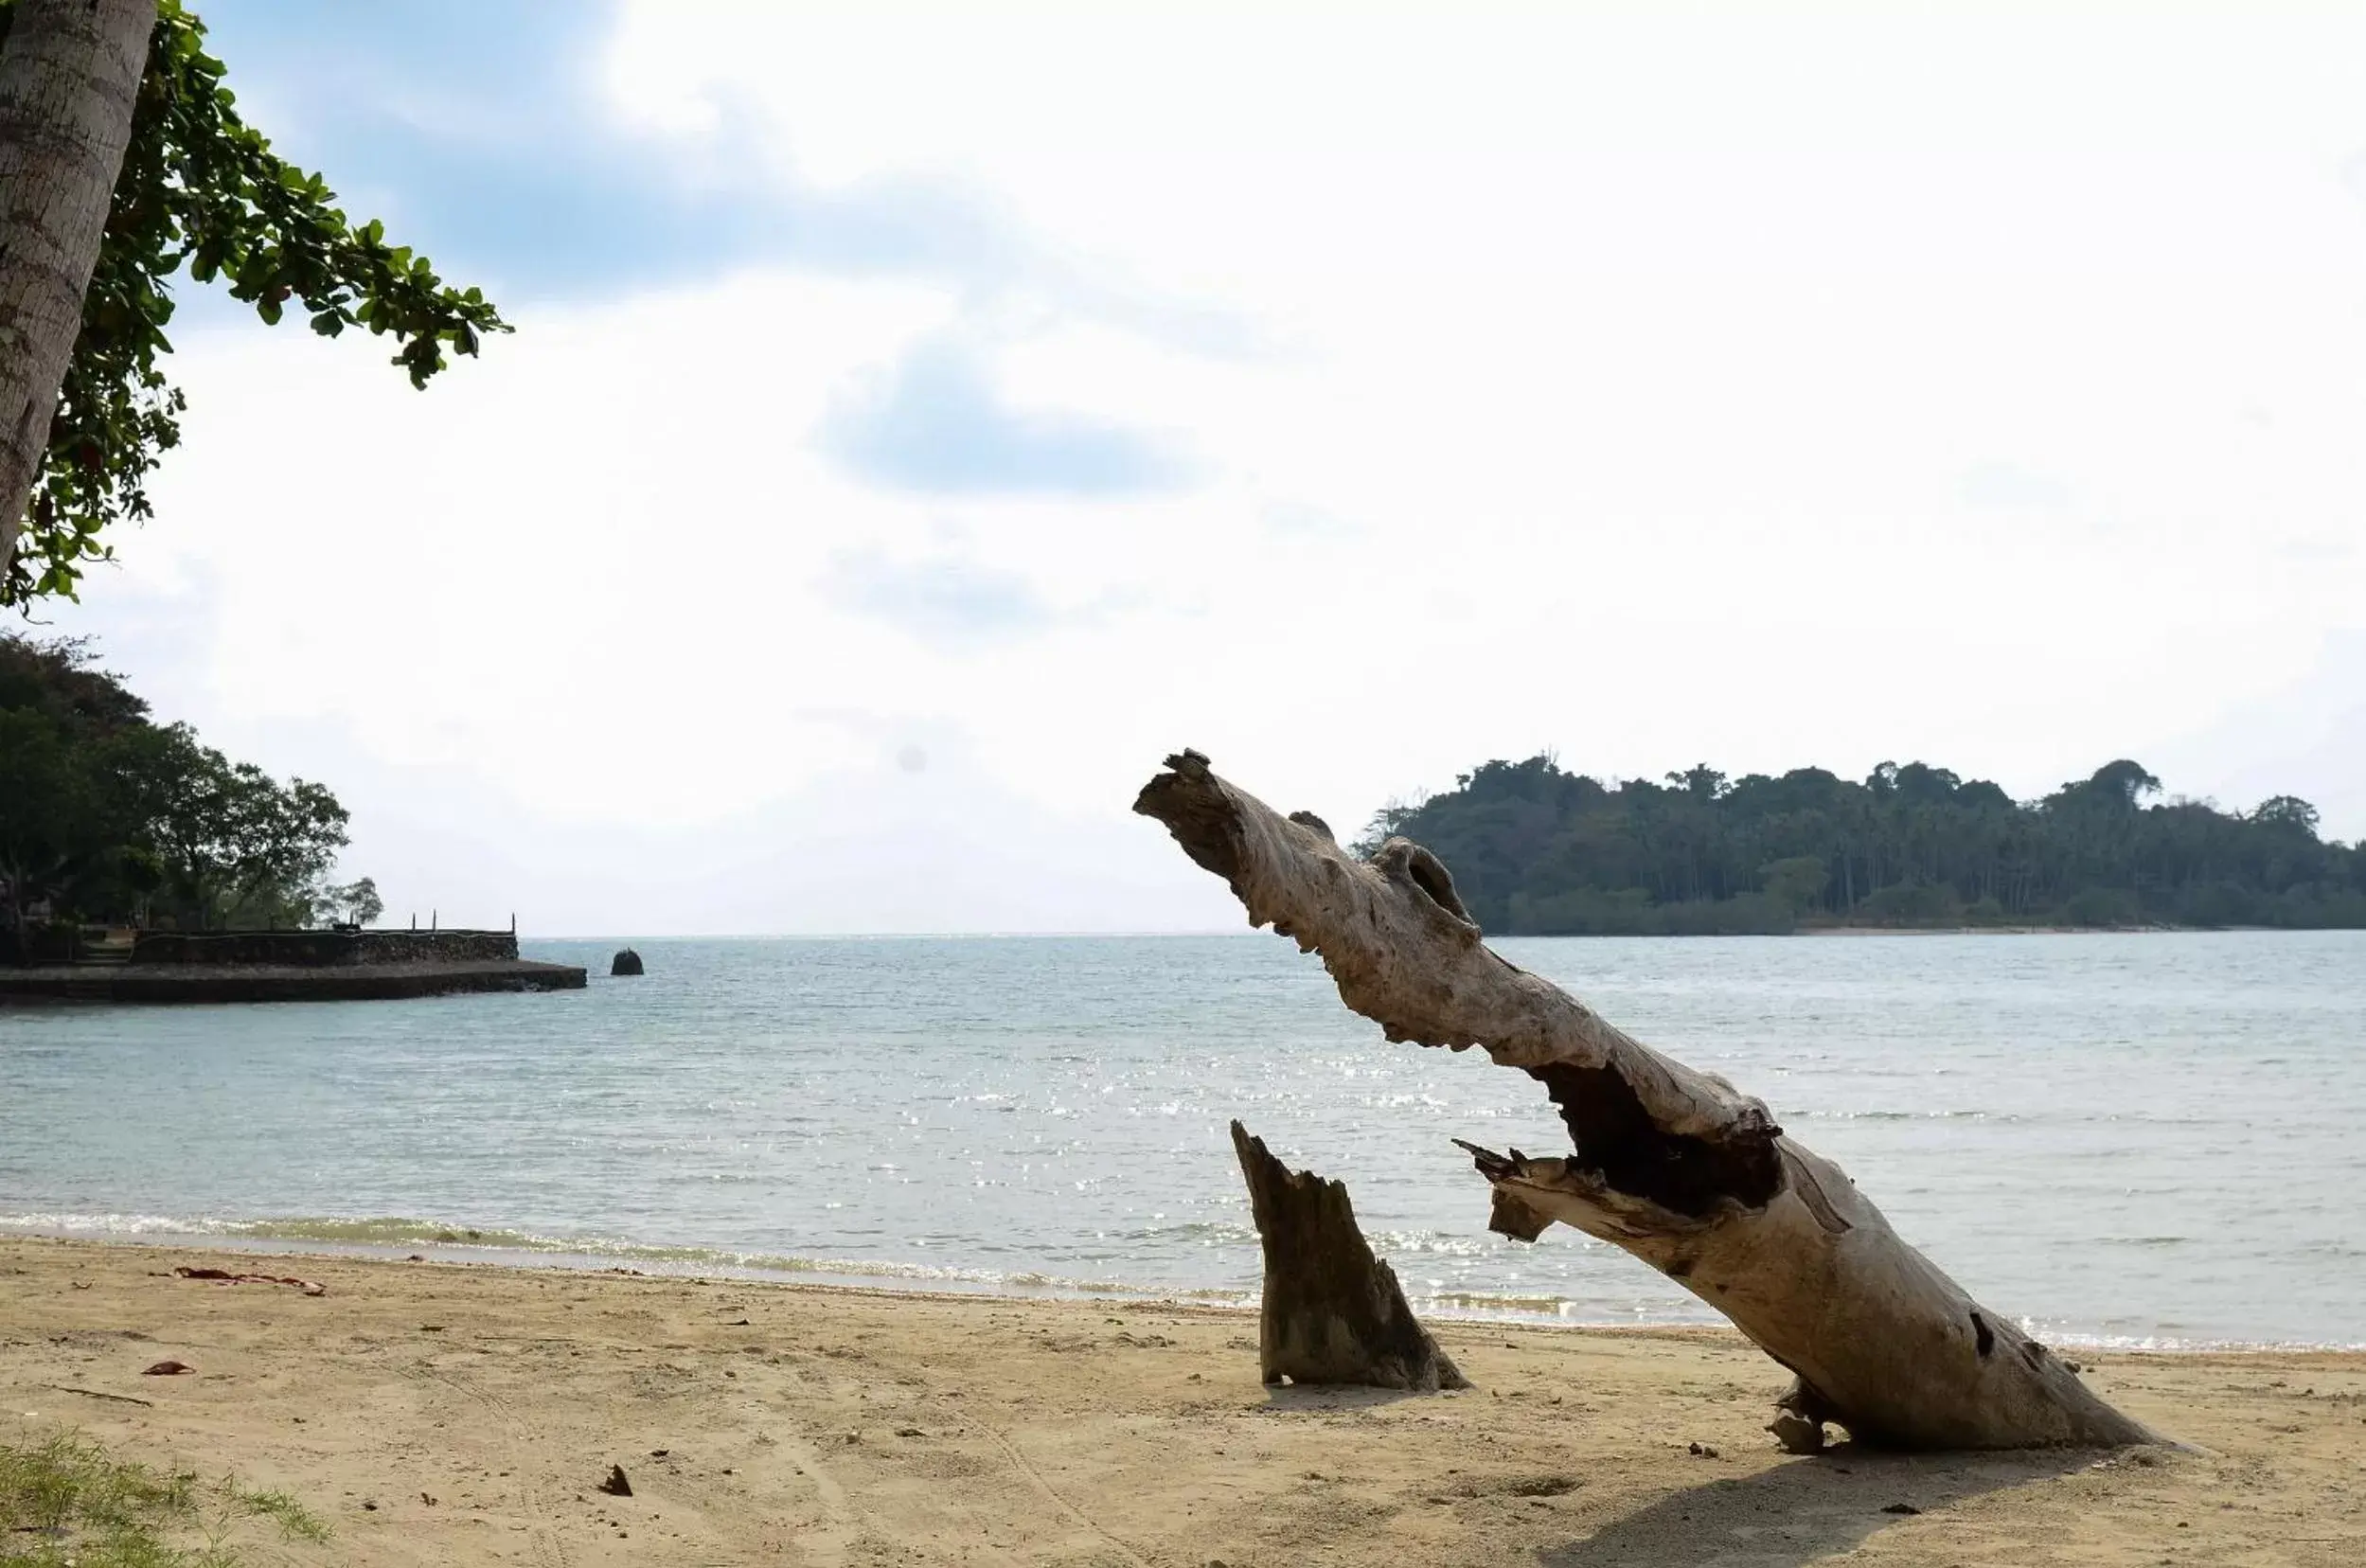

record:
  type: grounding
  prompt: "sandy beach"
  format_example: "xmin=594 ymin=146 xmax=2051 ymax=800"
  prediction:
xmin=2 ymin=1237 xmax=2360 ymax=1565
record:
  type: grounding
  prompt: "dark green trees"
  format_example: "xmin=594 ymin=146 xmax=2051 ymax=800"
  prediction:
xmin=1364 ymin=755 xmax=2365 ymax=935
xmin=0 ymin=633 xmax=355 ymax=936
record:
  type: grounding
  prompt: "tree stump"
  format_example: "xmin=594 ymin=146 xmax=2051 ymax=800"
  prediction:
xmin=610 ymin=948 xmax=644 ymax=976
xmin=1230 ymin=1120 xmax=1468 ymax=1392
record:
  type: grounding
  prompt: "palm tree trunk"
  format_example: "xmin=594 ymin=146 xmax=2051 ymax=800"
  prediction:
xmin=0 ymin=0 xmax=155 ymax=578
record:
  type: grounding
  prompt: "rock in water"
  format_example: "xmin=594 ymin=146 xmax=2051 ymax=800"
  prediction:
xmin=1230 ymin=1119 xmax=1468 ymax=1392
xmin=610 ymin=949 xmax=644 ymax=976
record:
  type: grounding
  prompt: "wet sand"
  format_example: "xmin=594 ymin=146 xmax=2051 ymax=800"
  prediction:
xmin=3 ymin=1236 xmax=2360 ymax=1565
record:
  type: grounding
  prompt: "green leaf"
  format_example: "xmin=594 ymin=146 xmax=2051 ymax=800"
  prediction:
xmin=7 ymin=0 xmax=507 ymax=608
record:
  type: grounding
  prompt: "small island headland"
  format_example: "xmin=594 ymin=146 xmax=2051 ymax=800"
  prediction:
xmin=1363 ymin=754 xmax=2366 ymax=935
xmin=1 ymin=634 xmax=582 ymax=1002
xmin=0 ymin=927 xmax=584 ymax=1004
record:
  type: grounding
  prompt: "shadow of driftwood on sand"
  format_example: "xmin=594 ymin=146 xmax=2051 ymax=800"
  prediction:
xmin=1539 ymin=1445 xmax=2097 ymax=1568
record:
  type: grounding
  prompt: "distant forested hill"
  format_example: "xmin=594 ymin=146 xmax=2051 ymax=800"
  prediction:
xmin=1359 ymin=757 xmax=2366 ymax=935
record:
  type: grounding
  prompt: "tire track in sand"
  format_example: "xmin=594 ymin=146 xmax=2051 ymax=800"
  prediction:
xmin=740 ymin=1355 xmax=854 ymax=1567
xmin=976 ymin=1422 xmax=1153 ymax=1568
xmin=389 ymin=1351 xmax=571 ymax=1568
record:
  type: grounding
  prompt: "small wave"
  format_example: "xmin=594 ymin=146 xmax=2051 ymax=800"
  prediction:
xmin=0 ymin=1210 xmax=222 ymax=1238
xmin=0 ymin=1210 xmax=1252 ymax=1305
xmin=2025 ymin=1327 xmax=2366 ymax=1352
xmin=237 ymin=1217 xmax=561 ymax=1249
xmin=1116 ymin=1220 xmax=1258 ymax=1244
xmin=1367 ymin=1230 xmax=1501 ymax=1258
xmin=1800 ymin=1110 xmax=2020 ymax=1122
xmin=2011 ymin=1313 xmax=2366 ymax=1352
xmin=1416 ymin=1289 xmax=1592 ymax=1315
xmin=1410 ymin=1289 xmax=1725 ymax=1326
xmin=1113 ymin=1221 xmax=1501 ymax=1259
xmin=3 ymin=1210 xmax=609 ymax=1254
xmin=9 ymin=1210 xmax=2358 ymax=1348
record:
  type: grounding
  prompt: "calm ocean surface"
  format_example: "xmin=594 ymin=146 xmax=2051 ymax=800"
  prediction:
xmin=3 ymin=933 xmax=2360 ymax=1346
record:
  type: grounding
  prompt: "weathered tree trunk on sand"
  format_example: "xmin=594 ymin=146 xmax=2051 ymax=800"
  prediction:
xmin=1231 ymin=1119 xmax=1468 ymax=1393
xmin=1140 ymin=751 xmax=2158 ymax=1452
xmin=0 ymin=0 xmax=155 ymax=576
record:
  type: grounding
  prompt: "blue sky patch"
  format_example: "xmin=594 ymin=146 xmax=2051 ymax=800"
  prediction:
xmin=187 ymin=1 xmax=1038 ymax=304
xmin=820 ymin=547 xmax=1068 ymax=649
xmin=822 ymin=337 xmax=1199 ymax=498
xmin=175 ymin=4 xmax=1216 ymax=499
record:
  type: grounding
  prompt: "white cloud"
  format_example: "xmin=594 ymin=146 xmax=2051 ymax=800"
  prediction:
xmin=42 ymin=1 xmax=2366 ymax=933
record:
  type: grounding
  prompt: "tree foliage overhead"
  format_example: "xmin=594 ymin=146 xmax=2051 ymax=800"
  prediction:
xmin=0 ymin=0 xmax=507 ymax=607
xmin=0 ymin=632 xmax=358 ymax=937
xmin=1360 ymin=754 xmax=2366 ymax=935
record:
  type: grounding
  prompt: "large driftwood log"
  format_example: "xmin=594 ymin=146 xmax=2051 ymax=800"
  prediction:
xmin=1231 ymin=1120 xmax=1468 ymax=1392
xmin=1139 ymin=751 xmax=2158 ymax=1452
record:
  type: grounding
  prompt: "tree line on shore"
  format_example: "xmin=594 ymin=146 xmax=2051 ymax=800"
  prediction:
xmin=1358 ymin=754 xmax=2366 ymax=935
xmin=0 ymin=633 xmax=376 ymax=950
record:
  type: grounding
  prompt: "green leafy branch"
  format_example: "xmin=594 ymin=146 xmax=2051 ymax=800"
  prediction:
xmin=2 ymin=0 xmax=508 ymax=607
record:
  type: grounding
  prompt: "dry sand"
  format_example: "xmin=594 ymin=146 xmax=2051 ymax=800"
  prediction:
xmin=4 ymin=1236 xmax=2361 ymax=1566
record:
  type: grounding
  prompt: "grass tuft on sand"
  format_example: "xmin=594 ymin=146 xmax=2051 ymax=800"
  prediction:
xmin=0 ymin=1432 xmax=328 ymax=1567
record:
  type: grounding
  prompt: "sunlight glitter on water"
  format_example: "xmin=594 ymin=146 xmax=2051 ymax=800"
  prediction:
xmin=4 ymin=931 xmax=2361 ymax=1345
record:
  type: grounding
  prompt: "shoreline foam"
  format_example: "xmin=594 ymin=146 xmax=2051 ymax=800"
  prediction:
xmin=5 ymin=1214 xmax=2351 ymax=1353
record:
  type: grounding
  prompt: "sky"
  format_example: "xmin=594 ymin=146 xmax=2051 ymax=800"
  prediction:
xmin=33 ymin=0 xmax=2366 ymax=935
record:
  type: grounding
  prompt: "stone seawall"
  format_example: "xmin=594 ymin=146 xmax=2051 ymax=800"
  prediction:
xmin=0 ymin=957 xmax=584 ymax=1004
xmin=129 ymin=930 xmax=519 ymax=967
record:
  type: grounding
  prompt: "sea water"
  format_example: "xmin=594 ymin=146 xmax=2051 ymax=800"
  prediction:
xmin=3 ymin=932 xmax=2360 ymax=1346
